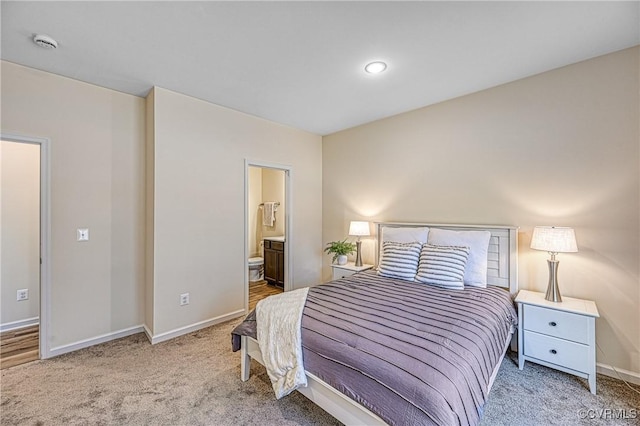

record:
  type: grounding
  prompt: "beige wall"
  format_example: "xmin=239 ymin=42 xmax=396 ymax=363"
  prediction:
xmin=1 ymin=61 xmax=146 ymax=349
xmin=1 ymin=141 xmax=40 ymax=326
xmin=1 ymin=62 xmax=321 ymax=348
xmin=149 ymin=87 xmax=322 ymax=336
xmin=323 ymin=47 xmax=640 ymax=374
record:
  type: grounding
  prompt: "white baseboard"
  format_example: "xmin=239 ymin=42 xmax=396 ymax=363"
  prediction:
xmin=48 ymin=325 xmax=145 ymax=358
xmin=597 ymin=363 xmax=640 ymax=386
xmin=39 ymin=310 xmax=245 ymax=359
xmin=1 ymin=317 xmax=39 ymax=332
xmin=145 ymin=309 xmax=245 ymax=345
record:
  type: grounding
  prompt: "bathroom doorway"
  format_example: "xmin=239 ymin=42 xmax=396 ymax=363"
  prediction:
xmin=244 ymin=160 xmax=291 ymax=311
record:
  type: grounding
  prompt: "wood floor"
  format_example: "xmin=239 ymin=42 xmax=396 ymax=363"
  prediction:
xmin=0 ymin=324 xmax=39 ymax=369
xmin=249 ymin=280 xmax=283 ymax=310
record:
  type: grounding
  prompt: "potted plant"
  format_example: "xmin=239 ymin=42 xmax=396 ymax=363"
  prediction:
xmin=324 ymin=239 xmax=356 ymax=265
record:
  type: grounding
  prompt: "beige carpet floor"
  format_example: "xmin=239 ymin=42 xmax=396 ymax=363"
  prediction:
xmin=1 ymin=318 xmax=638 ymax=425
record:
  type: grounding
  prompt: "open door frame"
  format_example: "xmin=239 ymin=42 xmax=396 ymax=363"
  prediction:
xmin=1 ymin=133 xmax=52 ymax=359
xmin=244 ymin=160 xmax=292 ymax=312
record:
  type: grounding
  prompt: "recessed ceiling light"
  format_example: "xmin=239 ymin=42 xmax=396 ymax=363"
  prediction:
xmin=33 ymin=34 xmax=58 ymax=50
xmin=364 ymin=61 xmax=387 ymax=74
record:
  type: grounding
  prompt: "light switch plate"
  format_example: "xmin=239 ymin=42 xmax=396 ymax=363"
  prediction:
xmin=77 ymin=228 xmax=89 ymax=242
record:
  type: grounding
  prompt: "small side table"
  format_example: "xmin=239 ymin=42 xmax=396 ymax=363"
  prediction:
xmin=516 ymin=289 xmax=599 ymax=394
xmin=331 ymin=262 xmax=373 ymax=280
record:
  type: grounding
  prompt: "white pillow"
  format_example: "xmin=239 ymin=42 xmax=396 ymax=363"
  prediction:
xmin=377 ymin=241 xmax=422 ymax=281
xmin=416 ymin=244 xmax=470 ymax=290
xmin=379 ymin=226 xmax=429 ymax=265
xmin=427 ymin=228 xmax=491 ymax=288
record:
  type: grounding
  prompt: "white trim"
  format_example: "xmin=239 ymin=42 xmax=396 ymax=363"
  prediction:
xmin=49 ymin=325 xmax=144 ymax=358
xmin=597 ymin=363 xmax=640 ymax=386
xmin=284 ymin=168 xmax=292 ymax=292
xmin=0 ymin=317 xmax=40 ymax=332
xmin=1 ymin=132 xmax=52 ymax=359
xmin=244 ymin=160 xmax=293 ymax=312
xmin=146 ymin=309 xmax=245 ymax=345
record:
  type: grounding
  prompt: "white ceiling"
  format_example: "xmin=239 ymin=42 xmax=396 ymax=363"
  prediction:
xmin=2 ymin=1 xmax=639 ymax=135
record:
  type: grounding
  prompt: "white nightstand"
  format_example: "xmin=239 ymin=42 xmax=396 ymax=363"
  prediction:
xmin=331 ymin=262 xmax=373 ymax=280
xmin=516 ymin=289 xmax=599 ymax=394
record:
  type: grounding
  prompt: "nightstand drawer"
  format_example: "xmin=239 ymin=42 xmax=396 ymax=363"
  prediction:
xmin=333 ymin=268 xmax=355 ymax=280
xmin=330 ymin=263 xmax=373 ymax=281
xmin=524 ymin=330 xmax=589 ymax=373
xmin=524 ymin=304 xmax=589 ymax=344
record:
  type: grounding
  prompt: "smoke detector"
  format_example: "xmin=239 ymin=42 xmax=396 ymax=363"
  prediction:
xmin=33 ymin=34 xmax=58 ymax=50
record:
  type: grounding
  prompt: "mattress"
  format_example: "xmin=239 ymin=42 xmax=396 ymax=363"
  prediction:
xmin=232 ymin=270 xmax=517 ymax=425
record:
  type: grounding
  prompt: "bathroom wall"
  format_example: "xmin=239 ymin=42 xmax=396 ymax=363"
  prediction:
xmin=248 ymin=166 xmax=286 ymax=256
xmin=261 ymin=168 xmax=286 ymax=238
xmin=248 ymin=166 xmax=262 ymax=257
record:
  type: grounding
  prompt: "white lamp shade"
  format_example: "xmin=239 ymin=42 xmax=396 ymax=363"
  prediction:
xmin=530 ymin=226 xmax=578 ymax=253
xmin=349 ymin=221 xmax=370 ymax=237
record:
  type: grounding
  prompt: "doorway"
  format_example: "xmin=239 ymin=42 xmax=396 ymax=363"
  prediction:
xmin=244 ymin=160 xmax=291 ymax=311
xmin=0 ymin=134 xmax=51 ymax=367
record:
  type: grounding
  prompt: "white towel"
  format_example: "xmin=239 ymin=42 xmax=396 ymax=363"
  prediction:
xmin=262 ymin=202 xmax=276 ymax=227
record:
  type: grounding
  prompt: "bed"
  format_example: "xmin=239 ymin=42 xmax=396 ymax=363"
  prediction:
xmin=232 ymin=222 xmax=518 ymax=426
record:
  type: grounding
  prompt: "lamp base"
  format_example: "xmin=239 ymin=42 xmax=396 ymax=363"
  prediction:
xmin=545 ymin=259 xmax=562 ymax=302
xmin=355 ymin=240 xmax=363 ymax=267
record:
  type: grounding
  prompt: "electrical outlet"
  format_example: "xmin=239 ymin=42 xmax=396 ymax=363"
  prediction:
xmin=180 ymin=293 xmax=190 ymax=306
xmin=17 ymin=289 xmax=29 ymax=301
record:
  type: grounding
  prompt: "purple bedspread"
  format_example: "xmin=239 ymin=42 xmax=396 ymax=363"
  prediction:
xmin=232 ymin=270 xmax=517 ymax=426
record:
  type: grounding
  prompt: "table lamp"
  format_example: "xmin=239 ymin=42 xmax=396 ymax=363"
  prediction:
xmin=530 ymin=226 xmax=578 ymax=302
xmin=349 ymin=221 xmax=370 ymax=267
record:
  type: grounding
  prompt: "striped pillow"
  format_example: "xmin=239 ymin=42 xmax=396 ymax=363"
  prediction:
xmin=416 ymin=244 xmax=470 ymax=290
xmin=377 ymin=241 xmax=422 ymax=281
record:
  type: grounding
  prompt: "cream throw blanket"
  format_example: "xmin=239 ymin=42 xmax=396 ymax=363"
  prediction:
xmin=256 ymin=287 xmax=309 ymax=399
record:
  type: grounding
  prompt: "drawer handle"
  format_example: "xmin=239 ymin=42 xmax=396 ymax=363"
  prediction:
xmin=549 ymin=321 xmax=557 ymax=327
xmin=550 ymin=349 xmax=557 ymax=355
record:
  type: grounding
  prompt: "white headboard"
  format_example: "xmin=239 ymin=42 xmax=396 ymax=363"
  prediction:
xmin=375 ymin=222 xmax=519 ymax=295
